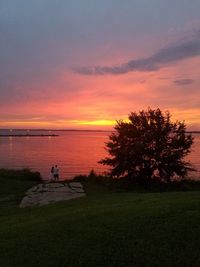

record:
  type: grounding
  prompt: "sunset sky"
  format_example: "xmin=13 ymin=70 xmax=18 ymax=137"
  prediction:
xmin=1 ymin=0 xmax=200 ymax=130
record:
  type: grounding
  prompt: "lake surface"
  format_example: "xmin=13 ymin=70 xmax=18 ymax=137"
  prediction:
xmin=0 ymin=130 xmax=200 ymax=180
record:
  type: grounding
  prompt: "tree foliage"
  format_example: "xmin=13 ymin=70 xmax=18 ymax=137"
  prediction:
xmin=100 ymin=108 xmax=194 ymax=183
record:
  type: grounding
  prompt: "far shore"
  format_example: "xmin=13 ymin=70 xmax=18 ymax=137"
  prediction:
xmin=0 ymin=134 xmax=59 ymax=137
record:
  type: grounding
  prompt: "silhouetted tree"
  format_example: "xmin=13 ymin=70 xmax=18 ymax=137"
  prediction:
xmin=100 ymin=108 xmax=194 ymax=183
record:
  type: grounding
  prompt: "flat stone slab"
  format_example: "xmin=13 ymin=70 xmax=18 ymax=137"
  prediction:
xmin=69 ymin=182 xmax=83 ymax=188
xmin=69 ymin=182 xmax=85 ymax=193
xmin=20 ymin=182 xmax=85 ymax=208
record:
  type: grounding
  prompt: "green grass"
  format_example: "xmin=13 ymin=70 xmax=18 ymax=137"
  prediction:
xmin=0 ymin=169 xmax=40 ymax=212
xmin=0 ymin=170 xmax=200 ymax=266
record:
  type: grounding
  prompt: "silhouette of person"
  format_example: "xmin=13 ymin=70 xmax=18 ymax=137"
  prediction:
xmin=49 ymin=166 xmax=54 ymax=181
xmin=54 ymin=165 xmax=59 ymax=181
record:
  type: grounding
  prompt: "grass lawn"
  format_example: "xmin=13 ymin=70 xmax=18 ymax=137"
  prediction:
xmin=0 ymin=169 xmax=200 ymax=267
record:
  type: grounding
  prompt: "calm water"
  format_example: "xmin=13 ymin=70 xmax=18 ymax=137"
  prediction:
xmin=0 ymin=130 xmax=200 ymax=180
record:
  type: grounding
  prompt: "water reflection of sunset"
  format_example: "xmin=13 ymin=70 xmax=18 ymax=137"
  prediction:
xmin=0 ymin=131 xmax=109 ymax=179
xmin=1 ymin=131 xmax=200 ymax=180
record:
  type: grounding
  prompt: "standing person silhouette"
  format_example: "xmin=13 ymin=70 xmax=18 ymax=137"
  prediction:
xmin=49 ymin=166 xmax=54 ymax=182
xmin=54 ymin=165 xmax=59 ymax=181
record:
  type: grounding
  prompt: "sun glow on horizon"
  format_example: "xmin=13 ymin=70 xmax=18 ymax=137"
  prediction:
xmin=0 ymin=119 xmax=117 ymax=130
xmin=77 ymin=119 xmax=116 ymax=126
xmin=1 ymin=109 xmax=200 ymax=131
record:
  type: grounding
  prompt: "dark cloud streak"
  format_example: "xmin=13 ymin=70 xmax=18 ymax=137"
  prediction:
xmin=173 ymin=79 xmax=194 ymax=86
xmin=74 ymin=33 xmax=200 ymax=75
